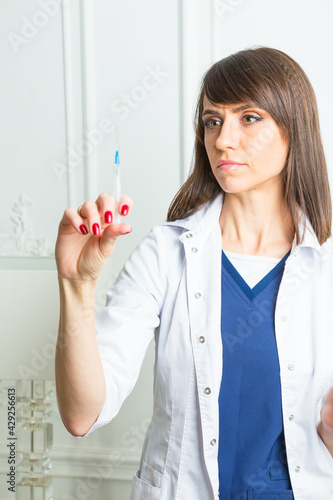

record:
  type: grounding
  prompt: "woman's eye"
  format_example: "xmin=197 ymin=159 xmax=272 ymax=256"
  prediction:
xmin=203 ymin=118 xmax=222 ymax=129
xmin=242 ymin=115 xmax=262 ymax=124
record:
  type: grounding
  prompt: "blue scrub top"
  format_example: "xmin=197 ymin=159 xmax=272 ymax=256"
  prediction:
xmin=218 ymin=250 xmax=294 ymax=500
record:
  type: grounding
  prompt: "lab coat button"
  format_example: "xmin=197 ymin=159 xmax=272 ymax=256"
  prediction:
xmin=210 ymin=439 xmax=216 ymax=446
xmin=191 ymin=247 xmax=198 ymax=253
xmin=295 ymin=466 xmax=301 ymax=473
xmin=186 ymin=233 xmax=193 ymax=238
xmin=195 ymin=292 xmax=202 ymax=299
xmin=199 ymin=336 xmax=206 ymax=343
xmin=288 ymin=364 xmax=295 ymax=371
xmin=281 ymin=315 xmax=287 ymax=322
xmin=289 ymin=414 xmax=295 ymax=421
xmin=204 ymin=387 xmax=211 ymax=395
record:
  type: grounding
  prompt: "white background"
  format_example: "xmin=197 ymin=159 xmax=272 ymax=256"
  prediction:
xmin=0 ymin=0 xmax=332 ymax=498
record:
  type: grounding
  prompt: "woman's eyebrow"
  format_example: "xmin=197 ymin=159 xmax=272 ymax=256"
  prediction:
xmin=202 ymin=109 xmax=222 ymax=117
xmin=202 ymin=104 xmax=259 ymax=117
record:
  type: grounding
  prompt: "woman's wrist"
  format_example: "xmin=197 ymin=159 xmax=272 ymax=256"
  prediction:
xmin=57 ymin=275 xmax=98 ymax=320
xmin=58 ymin=274 xmax=98 ymax=296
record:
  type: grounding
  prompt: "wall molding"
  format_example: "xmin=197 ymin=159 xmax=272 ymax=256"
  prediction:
xmin=50 ymin=446 xmax=140 ymax=482
xmin=79 ymin=0 xmax=98 ymax=201
xmin=178 ymin=0 xmax=216 ymax=183
xmin=0 ymin=447 xmax=140 ymax=483
xmin=0 ymin=194 xmax=53 ymax=257
xmin=60 ymin=0 xmax=85 ymax=209
xmin=60 ymin=0 xmax=98 ymax=206
xmin=179 ymin=0 xmax=198 ymax=183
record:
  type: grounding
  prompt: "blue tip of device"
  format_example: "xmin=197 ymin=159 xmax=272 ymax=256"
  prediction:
xmin=114 ymin=150 xmax=120 ymax=164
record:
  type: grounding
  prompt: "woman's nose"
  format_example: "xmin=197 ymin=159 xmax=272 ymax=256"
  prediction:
xmin=215 ymin=120 xmax=239 ymax=151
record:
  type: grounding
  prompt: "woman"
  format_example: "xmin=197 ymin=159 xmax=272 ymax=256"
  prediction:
xmin=55 ymin=47 xmax=333 ymax=500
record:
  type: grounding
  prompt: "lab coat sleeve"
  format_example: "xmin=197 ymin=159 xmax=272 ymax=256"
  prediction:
xmin=83 ymin=225 xmax=168 ymax=436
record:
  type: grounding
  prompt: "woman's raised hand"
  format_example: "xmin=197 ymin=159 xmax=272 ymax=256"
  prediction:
xmin=55 ymin=192 xmax=133 ymax=282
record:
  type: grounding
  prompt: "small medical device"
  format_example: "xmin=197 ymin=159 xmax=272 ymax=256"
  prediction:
xmin=113 ymin=126 xmax=121 ymax=224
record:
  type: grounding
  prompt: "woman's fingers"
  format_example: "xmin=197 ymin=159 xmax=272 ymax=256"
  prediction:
xmin=117 ymin=194 xmax=133 ymax=218
xmin=78 ymin=200 xmax=102 ymax=236
xmin=59 ymin=208 xmax=89 ymax=236
xmin=94 ymin=192 xmax=116 ymax=224
xmin=66 ymin=193 xmax=133 ymax=238
xmin=56 ymin=194 xmax=133 ymax=281
xmin=94 ymin=193 xmax=134 ymax=226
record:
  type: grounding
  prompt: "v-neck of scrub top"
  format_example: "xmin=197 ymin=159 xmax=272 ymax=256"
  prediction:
xmin=222 ymin=249 xmax=291 ymax=300
xmin=218 ymin=248 xmax=294 ymax=500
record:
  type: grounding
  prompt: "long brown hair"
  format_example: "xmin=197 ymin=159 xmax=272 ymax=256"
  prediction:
xmin=167 ymin=47 xmax=332 ymax=245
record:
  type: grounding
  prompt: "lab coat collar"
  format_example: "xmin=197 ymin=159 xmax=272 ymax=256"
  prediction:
xmin=165 ymin=192 xmax=223 ymax=236
xmin=165 ymin=191 xmax=323 ymax=255
xmin=290 ymin=206 xmax=323 ymax=255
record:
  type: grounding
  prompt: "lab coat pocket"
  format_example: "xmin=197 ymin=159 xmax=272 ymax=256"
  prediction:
xmin=129 ymin=465 xmax=163 ymax=500
xmin=247 ymin=488 xmax=294 ymax=499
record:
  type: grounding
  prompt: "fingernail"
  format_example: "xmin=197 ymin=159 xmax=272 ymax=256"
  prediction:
xmin=104 ymin=211 xmax=112 ymax=223
xmin=80 ymin=225 xmax=88 ymax=235
xmin=124 ymin=229 xmax=132 ymax=234
xmin=92 ymin=223 xmax=100 ymax=236
xmin=121 ymin=204 xmax=129 ymax=216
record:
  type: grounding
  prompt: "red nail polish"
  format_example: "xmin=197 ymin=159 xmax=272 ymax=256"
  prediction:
xmin=92 ymin=223 xmax=100 ymax=236
xmin=104 ymin=211 xmax=112 ymax=223
xmin=80 ymin=225 xmax=88 ymax=235
xmin=121 ymin=204 xmax=129 ymax=216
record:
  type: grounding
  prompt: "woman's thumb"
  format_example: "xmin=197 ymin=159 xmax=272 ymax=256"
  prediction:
xmin=99 ymin=224 xmax=132 ymax=258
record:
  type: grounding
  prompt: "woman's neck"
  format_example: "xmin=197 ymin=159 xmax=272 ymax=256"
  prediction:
xmin=220 ymin=191 xmax=294 ymax=258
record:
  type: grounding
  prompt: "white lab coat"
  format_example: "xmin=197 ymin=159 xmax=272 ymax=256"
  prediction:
xmin=86 ymin=192 xmax=333 ymax=499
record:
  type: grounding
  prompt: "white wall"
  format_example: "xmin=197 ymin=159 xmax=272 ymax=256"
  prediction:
xmin=1 ymin=0 xmax=332 ymax=499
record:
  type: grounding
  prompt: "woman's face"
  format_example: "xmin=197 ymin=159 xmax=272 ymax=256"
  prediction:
xmin=202 ymin=96 xmax=289 ymax=195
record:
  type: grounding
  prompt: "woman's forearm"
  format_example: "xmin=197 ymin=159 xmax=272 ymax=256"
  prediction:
xmin=55 ymin=276 xmax=106 ymax=437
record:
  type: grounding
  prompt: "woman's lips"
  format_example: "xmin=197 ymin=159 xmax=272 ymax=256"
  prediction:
xmin=217 ymin=160 xmax=245 ymax=171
